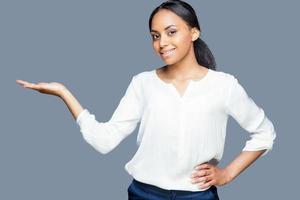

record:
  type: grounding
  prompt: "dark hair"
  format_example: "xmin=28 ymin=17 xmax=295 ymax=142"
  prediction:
xmin=148 ymin=0 xmax=216 ymax=70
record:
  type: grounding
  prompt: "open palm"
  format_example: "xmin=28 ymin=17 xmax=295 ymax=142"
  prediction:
xmin=16 ymin=80 xmax=66 ymax=97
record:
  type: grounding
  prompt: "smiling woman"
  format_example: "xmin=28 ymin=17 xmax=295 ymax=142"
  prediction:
xmin=16 ymin=0 xmax=276 ymax=200
xmin=149 ymin=0 xmax=216 ymax=70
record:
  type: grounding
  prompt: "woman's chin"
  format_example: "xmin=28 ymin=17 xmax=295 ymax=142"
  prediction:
xmin=161 ymin=58 xmax=177 ymax=65
xmin=160 ymin=54 xmax=183 ymax=65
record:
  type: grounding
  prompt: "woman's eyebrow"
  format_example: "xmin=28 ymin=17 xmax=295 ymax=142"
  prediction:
xmin=150 ymin=24 xmax=176 ymax=33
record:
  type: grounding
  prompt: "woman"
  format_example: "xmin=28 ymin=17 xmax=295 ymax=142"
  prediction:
xmin=16 ymin=0 xmax=276 ymax=199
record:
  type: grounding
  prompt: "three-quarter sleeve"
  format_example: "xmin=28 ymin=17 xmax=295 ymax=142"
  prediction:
xmin=76 ymin=76 xmax=143 ymax=154
xmin=225 ymin=76 xmax=276 ymax=157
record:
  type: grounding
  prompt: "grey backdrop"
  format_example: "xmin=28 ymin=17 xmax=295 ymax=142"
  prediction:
xmin=2 ymin=0 xmax=298 ymax=199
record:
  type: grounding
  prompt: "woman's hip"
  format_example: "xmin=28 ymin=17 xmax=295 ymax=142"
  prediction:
xmin=128 ymin=178 xmax=219 ymax=200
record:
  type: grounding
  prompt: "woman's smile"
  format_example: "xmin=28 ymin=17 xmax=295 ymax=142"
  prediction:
xmin=160 ymin=48 xmax=176 ymax=58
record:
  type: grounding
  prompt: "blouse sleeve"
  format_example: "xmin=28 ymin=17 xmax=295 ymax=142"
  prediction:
xmin=225 ymin=76 xmax=276 ymax=157
xmin=76 ymin=75 xmax=143 ymax=154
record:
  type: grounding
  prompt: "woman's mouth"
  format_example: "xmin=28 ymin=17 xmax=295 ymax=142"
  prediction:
xmin=160 ymin=48 xmax=176 ymax=58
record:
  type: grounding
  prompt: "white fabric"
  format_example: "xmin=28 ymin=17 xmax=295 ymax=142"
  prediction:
xmin=76 ymin=68 xmax=276 ymax=191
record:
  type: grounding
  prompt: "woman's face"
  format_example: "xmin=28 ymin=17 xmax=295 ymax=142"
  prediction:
xmin=150 ymin=9 xmax=199 ymax=65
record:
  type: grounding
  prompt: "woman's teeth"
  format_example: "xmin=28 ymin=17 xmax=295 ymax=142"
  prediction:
xmin=162 ymin=49 xmax=175 ymax=57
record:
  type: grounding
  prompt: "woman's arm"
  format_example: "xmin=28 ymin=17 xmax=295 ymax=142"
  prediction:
xmin=16 ymin=76 xmax=143 ymax=155
xmin=191 ymin=149 xmax=266 ymax=189
xmin=16 ymin=80 xmax=84 ymax=120
xmin=191 ymin=75 xmax=276 ymax=189
xmin=58 ymin=87 xmax=84 ymax=120
xmin=225 ymin=149 xmax=266 ymax=182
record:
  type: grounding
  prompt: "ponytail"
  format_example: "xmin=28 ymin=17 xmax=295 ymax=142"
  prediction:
xmin=193 ymin=38 xmax=216 ymax=70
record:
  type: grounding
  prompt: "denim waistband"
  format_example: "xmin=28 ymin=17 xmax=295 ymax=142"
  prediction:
xmin=132 ymin=178 xmax=215 ymax=195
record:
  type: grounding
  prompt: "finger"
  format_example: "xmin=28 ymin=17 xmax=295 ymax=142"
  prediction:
xmin=192 ymin=171 xmax=209 ymax=180
xmin=16 ymin=80 xmax=25 ymax=84
xmin=192 ymin=169 xmax=205 ymax=177
xmin=195 ymin=163 xmax=211 ymax=170
xmin=24 ymin=83 xmax=39 ymax=90
xmin=194 ymin=162 xmax=207 ymax=170
xmin=192 ymin=174 xmax=213 ymax=184
xmin=16 ymin=80 xmax=30 ymax=86
xmin=16 ymin=80 xmax=36 ymax=88
xmin=202 ymin=174 xmax=214 ymax=182
xmin=198 ymin=180 xmax=215 ymax=189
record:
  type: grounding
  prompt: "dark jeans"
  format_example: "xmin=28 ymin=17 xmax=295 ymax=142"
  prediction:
xmin=128 ymin=179 xmax=220 ymax=200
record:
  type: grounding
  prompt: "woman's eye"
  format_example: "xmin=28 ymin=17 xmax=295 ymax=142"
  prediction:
xmin=168 ymin=30 xmax=177 ymax=35
xmin=152 ymin=35 xmax=159 ymax=40
xmin=151 ymin=30 xmax=176 ymax=40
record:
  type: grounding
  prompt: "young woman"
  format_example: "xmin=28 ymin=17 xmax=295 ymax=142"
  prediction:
xmin=16 ymin=0 xmax=276 ymax=199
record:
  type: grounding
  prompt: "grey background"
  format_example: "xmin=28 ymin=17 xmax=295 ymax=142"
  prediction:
xmin=1 ymin=0 xmax=298 ymax=199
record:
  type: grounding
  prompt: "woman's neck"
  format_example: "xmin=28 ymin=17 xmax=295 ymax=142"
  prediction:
xmin=164 ymin=57 xmax=207 ymax=80
xmin=163 ymin=45 xmax=207 ymax=80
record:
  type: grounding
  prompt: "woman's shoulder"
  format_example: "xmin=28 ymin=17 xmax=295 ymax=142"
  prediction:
xmin=211 ymin=68 xmax=235 ymax=78
xmin=210 ymin=68 xmax=238 ymax=84
xmin=133 ymin=70 xmax=153 ymax=79
xmin=131 ymin=68 xmax=156 ymax=83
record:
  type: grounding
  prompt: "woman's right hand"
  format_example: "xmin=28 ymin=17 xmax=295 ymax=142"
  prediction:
xmin=16 ymin=80 xmax=66 ymax=97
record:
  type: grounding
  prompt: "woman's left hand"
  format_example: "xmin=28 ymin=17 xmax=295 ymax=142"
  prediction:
xmin=190 ymin=163 xmax=232 ymax=189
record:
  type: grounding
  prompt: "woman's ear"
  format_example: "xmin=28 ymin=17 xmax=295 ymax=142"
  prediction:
xmin=191 ymin=27 xmax=200 ymax=41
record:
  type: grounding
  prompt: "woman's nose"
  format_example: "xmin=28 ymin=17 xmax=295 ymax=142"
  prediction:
xmin=159 ymin=35 xmax=169 ymax=47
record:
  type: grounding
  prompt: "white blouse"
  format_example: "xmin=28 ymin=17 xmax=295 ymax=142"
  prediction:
xmin=76 ymin=68 xmax=276 ymax=191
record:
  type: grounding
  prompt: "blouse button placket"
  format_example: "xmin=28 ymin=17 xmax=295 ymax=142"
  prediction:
xmin=178 ymin=98 xmax=186 ymax=159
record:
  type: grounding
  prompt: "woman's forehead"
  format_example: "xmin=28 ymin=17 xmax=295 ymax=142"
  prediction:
xmin=151 ymin=9 xmax=187 ymax=32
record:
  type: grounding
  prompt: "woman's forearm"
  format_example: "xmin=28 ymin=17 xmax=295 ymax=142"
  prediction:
xmin=58 ymin=88 xmax=84 ymax=121
xmin=225 ymin=149 xmax=266 ymax=182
